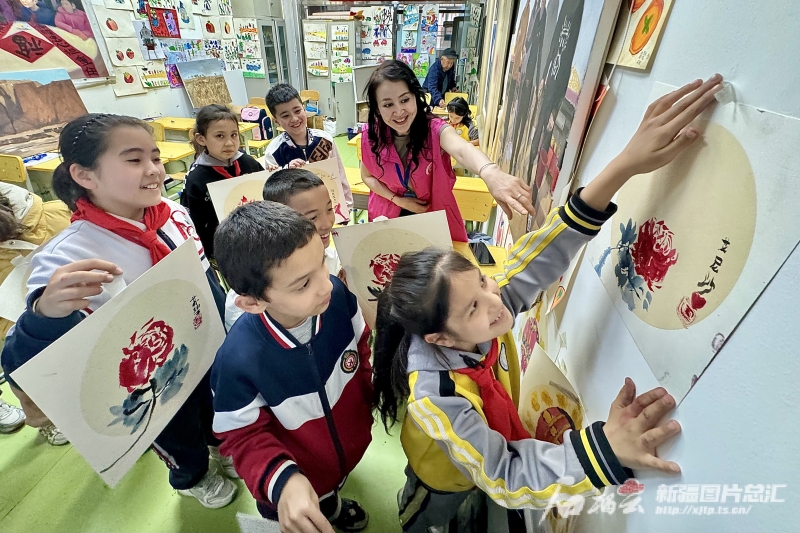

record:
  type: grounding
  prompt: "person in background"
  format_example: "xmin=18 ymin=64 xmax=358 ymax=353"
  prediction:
xmin=16 ymin=0 xmax=56 ymax=26
xmin=423 ymin=48 xmax=458 ymax=108
xmin=181 ymin=104 xmax=264 ymax=259
xmin=1 ymin=114 xmax=238 ymax=506
xmin=263 ymin=83 xmax=354 ymax=213
xmin=0 ymin=183 xmax=71 ymax=435
xmin=446 ymin=97 xmax=479 ymax=146
xmin=360 ymin=60 xmax=533 ymax=242
xmin=54 ymin=0 xmax=91 ymax=40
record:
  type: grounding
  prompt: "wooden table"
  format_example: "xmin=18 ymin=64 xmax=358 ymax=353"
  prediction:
xmin=432 ymin=106 xmax=449 ymax=117
xmin=153 ymin=117 xmax=256 ymax=152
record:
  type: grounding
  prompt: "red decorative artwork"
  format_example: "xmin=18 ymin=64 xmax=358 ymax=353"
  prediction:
xmin=118 ymin=318 xmax=174 ymax=392
xmin=631 ymin=218 xmax=679 ymax=291
xmin=534 ymin=406 xmax=576 ymax=445
xmin=366 ymin=252 xmax=400 ymax=300
xmin=519 ymin=315 xmax=540 ymax=374
xmin=147 ymin=6 xmax=181 ymax=39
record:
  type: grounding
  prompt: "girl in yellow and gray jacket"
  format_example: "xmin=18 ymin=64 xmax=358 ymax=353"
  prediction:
xmin=372 ymin=75 xmax=723 ymax=532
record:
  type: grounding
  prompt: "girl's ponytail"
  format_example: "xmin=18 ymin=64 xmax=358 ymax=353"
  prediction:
xmin=371 ymin=248 xmax=477 ymax=432
xmin=52 ymin=161 xmax=87 ymax=211
xmin=373 ymin=289 xmax=412 ymax=430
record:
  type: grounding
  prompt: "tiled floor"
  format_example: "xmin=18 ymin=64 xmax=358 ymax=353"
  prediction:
xmin=0 ymin=137 xmax=407 ymax=533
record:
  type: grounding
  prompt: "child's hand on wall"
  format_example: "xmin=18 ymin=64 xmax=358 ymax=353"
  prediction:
xmin=277 ymin=473 xmax=334 ymax=533
xmin=603 ymin=377 xmax=682 ymax=474
xmin=36 ymin=259 xmax=122 ymax=319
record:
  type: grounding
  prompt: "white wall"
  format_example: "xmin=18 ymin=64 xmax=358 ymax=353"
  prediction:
xmin=76 ymin=82 xmax=193 ymax=119
xmin=559 ymin=1 xmax=800 ymax=532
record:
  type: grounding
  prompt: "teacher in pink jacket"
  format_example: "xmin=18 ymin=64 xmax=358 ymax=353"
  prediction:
xmin=360 ymin=60 xmax=534 ymax=242
xmin=54 ymin=0 xmax=91 ymax=40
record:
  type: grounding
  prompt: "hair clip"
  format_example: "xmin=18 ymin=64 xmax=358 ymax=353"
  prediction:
xmin=71 ymin=114 xmax=110 ymax=152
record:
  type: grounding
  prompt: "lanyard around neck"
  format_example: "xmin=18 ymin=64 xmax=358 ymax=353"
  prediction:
xmin=394 ymin=162 xmax=411 ymax=191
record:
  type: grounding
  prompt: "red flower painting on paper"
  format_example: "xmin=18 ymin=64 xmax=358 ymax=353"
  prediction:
xmin=118 ymin=318 xmax=175 ymax=393
xmin=631 ymin=219 xmax=679 ymax=291
xmin=367 ymin=253 xmax=400 ymax=300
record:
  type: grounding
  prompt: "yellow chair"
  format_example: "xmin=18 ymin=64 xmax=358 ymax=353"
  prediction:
xmin=423 ymin=92 xmax=432 ymax=104
xmin=444 ymin=92 xmax=469 ymax=105
xmin=0 ymin=154 xmax=33 ymax=191
xmin=249 ymin=96 xmax=267 ymax=106
xmin=469 ymin=104 xmax=478 ymax=117
xmin=249 ymin=139 xmax=270 ymax=158
xmin=149 ymin=121 xmax=165 ymax=142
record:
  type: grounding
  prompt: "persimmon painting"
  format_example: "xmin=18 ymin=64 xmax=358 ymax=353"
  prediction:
xmin=606 ymin=0 xmax=673 ymax=69
xmin=11 ymin=241 xmax=225 ymax=486
xmin=587 ymin=82 xmax=800 ymax=402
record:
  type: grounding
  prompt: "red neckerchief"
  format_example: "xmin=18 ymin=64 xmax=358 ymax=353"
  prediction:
xmin=212 ymin=159 xmax=241 ymax=179
xmin=71 ymin=198 xmax=172 ymax=264
xmin=454 ymin=339 xmax=530 ymax=441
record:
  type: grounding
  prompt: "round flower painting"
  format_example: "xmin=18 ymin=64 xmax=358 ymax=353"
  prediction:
xmin=80 ymin=279 xmax=214 ymax=439
xmin=594 ymin=123 xmax=756 ymax=330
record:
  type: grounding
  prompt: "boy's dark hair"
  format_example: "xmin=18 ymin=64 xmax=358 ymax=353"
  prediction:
xmin=446 ymin=97 xmax=473 ymax=128
xmin=266 ymin=84 xmax=303 ymax=117
xmin=365 ymin=60 xmax=434 ymax=178
xmin=214 ymin=201 xmax=317 ymax=300
xmin=52 ymin=114 xmax=152 ymax=211
xmin=263 ymin=168 xmax=325 ymax=205
xmin=191 ymin=104 xmax=239 ymax=157
xmin=372 ymin=248 xmax=476 ymax=431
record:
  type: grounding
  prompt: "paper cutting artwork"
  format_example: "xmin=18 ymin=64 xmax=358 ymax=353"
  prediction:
xmin=0 ymin=69 xmax=88 ymax=157
xmin=606 ymin=0 xmax=673 ymax=70
xmin=332 ymin=212 xmax=453 ymax=328
xmin=587 ymin=82 xmax=800 ymax=402
xmin=11 ymin=241 xmax=225 ymax=487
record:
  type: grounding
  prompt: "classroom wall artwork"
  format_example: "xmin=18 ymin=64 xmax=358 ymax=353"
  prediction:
xmin=176 ymin=0 xmax=195 ymax=31
xmin=203 ymin=37 xmax=221 ymax=60
xmin=306 ymin=59 xmax=328 ymax=78
xmin=138 ymin=60 xmax=169 ymax=87
xmin=106 ymin=37 xmax=145 ymax=67
xmin=0 ymin=68 xmax=87 ymax=157
xmin=490 ymin=0 xmax=620 ymax=241
xmin=147 ymin=5 xmax=181 ymax=39
xmin=10 ymin=241 xmax=226 ymax=487
xmin=303 ymin=22 xmax=326 ymax=42
xmin=331 ymin=56 xmax=352 ymax=83
xmin=0 ymin=0 xmax=111 ymax=79
xmin=305 ymin=42 xmax=326 ymax=60
xmin=240 ymin=58 xmax=264 ymax=79
xmin=217 ymin=0 xmax=232 ymax=17
xmin=104 ymin=0 xmax=134 ymax=10
xmin=175 ymin=58 xmax=230 ymax=107
xmin=221 ymin=39 xmax=238 ymax=71
xmin=332 ymin=211 xmax=453 ymax=329
xmin=95 ymin=5 xmax=137 ymax=38
xmin=517 ymin=342 xmax=584 ymax=533
xmin=400 ymin=30 xmax=417 ymax=53
xmin=606 ymin=0 xmax=673 ymax=70
xmin=412 ymin=53 xmax=429 ymax=78
xmin=200 ymin=0 xmax=216 ymax=16
xmin=199 ymin=15 xmax=219 ymax=39
xmin=112 ymin=66 xmax=147 ymax=96
xmin=587 ymin=82 xmax=800 ymax=402
xmin=219 ymin=16 xmax=233 ymax=38
xmin=402 ymin=5 xmax=419 ymax=30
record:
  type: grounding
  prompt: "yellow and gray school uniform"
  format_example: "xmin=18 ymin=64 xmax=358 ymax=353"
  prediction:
xmin=398 ymin=190 xmax=629 ymax=532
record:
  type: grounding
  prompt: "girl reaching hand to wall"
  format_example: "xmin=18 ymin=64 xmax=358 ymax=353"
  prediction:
xmin=372 ymin=75 xmax=724 ymax=532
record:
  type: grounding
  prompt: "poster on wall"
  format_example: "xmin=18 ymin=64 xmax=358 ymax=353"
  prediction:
xmin=203 ymin=38 xmax=222 ymax=60
xmin=176 ymin=58 xmax=231 ymax=107
xmin=305 ymin=42 xmax=327 ymax=60
xmin=94 ymin=5 xmax=137 ymax=38
xmin=112 ymin=66 xmax=147 ymax=96
xmin=221 ymin=39 xmax=239 ymax=71
xmin=147 ymin=0 xmax=176 ymax=8
xmin=219 ymin=16 xmax=234 ymax=38
xmin=147 ymin=6 xmax=182 ymax=38
xmin=606 ymin=0 xmax=673 ymax=70
xmin=332 ymin=41 xmax=349 ymax=55
xmin=420 ymin=32 xmax=437 ymax=55
xmin=469 ymin=3 xmax=483 ymax=27
xmin=491 ymin=0 xmax=621 ymax=241
xmin=306 ymin=59 xmax=328 ymax=77
xmin=303 ymin=22 xmax=327 ymax=42
xmin=331 ymin=56 xmax=353 ymax=83
xmin=217 ymin=0 xmax=232 ymax=16
xmin=10 ymin=241 xmax=226 ymax=487
xmin=400 ymin=31 xmax=417 ymax=53
xmin=402 ymin=5 xmax=419 ymax=30
xmin=332 ymin=212 xmax=453 ymax=328
xmin=200 ymin=0 xmax=217 ymax=16
xmin=0 ymin=69 xmax=88 ymax=157
xmin=466 ymin=27 xmax=479 ymax=48
xmin=420 ymin=4 xmax=439 ymax=32
xmin=138 ymin=60 xmax=169 ymax=87
xmin=586 ymin=82 xmax=800 ymax=402
xmin=412 ymin=53 xmax=429 ymax=78
xmin=176 ymin=1 xmax=196 ymax=31
xmin=241 ymin=58 xmax=265 ymax=78
xmin=234 ymin=18 xmax=259 ymax=57
xmin=106 ymin=37 xmax=146 ymax=67
xmin=165 ymin=63 xmax=182 ymax=86
xmin=201 ymin=16 xmax=221 ymax=38
xmin=332 ymin=24 xmax=349 ymax=41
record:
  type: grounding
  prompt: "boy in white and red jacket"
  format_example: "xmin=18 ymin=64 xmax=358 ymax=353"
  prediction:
xmin=211 ymin=201 xmax=372 ymax=533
